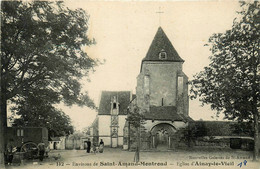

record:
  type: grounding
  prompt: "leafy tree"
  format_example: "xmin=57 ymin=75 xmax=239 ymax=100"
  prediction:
xmin=190 ymin=2 xmax=259 ymax=160
xmin=10 ymin=92 xmax=74 ymax=137
xmin=1 ymin=1 xmax=98 ymax=165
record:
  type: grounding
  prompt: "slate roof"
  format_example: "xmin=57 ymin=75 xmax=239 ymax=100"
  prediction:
xmin=98 ymin=91 xmax=131 ymax=115
xmin=143 ymin=27 xmax=184 ymax=62
xmin=143 ymin=106 xmax=193 ymax=122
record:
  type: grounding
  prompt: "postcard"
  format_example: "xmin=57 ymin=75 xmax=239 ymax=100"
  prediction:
xmin=1 ymin=0 xmax=259 ymax=169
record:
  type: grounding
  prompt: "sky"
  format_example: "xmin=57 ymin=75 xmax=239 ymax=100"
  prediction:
xmin=56 ymin=0 xmax=242 ymax=131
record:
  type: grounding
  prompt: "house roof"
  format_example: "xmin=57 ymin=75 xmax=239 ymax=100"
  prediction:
xmin=142 ymin=27 xmax=184 ymax=63
xmin=98 ymin=91 xmax=131 ymax=115
xmin=143 ymin=106 xmax=193 ymax=122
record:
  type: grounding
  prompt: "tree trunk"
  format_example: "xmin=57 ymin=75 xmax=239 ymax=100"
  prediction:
xmin=0 ymin=96 xmax=7 ymax=168
xmin=134 ymin=126 xmax=140 ymax=163
xmin=253 ymin=109 xmax=259 ymax=161
xmin=128 ymin=121 xmax=130 ymax=150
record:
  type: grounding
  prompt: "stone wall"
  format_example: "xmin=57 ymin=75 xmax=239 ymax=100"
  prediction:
xmin=136 ymin=61 xmax=188 ymax=115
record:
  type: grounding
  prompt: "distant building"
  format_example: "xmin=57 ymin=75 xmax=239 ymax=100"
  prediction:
xmin=49 ymin=137 xmax=66 ymax=150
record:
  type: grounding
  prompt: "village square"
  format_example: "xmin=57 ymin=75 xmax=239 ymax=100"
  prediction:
xmin=1 ymin=1 xmax=259 ymax=169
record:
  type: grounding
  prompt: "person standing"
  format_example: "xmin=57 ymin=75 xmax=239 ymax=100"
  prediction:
xmin=99 ymin=139 xmax=104 ymax=153
xmin=38 ymin=141 xmax=45 ymax=161
xmin=86 ymin=139 xmax=91 ymax=153
xmin=6 ymin=139 xmax=14 ymax=165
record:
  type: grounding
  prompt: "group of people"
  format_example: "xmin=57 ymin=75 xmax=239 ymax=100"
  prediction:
xmin=86 ymin=139 xmax=104 ymax=153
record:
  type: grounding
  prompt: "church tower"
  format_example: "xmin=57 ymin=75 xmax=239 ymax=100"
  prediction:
xmin=136 ymin=27 xmax=189 ymax=116
xmin=135 ymin=27 xmax=192 ymax=150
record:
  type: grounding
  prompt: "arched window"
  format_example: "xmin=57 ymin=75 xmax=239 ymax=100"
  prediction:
xmin=159 ymin=49 xmax=167 ymax=60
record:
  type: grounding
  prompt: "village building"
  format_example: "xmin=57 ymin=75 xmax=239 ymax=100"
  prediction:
xmin=90 ymin=91 xmax=134 ymax=147
xmin=49 ymin=137 xmax=66 ymax=150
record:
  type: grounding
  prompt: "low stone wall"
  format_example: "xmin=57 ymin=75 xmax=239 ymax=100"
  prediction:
xmin=193 ymin=139 xmax=230 ymax=148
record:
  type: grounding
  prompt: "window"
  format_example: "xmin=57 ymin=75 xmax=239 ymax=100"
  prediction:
xmin=17 ymin=129 xmax=24 ymax=137
xmin=178 ymin=76 xmax=184 ymax=95
xmin=161 ymin=98 xmax=164 ymax=106
xmin=159 ymin=49 xmax=167 ymax=60
xmin=113 ymin=103 xmax=117 ymax=109
xmin=144 ymin=75 xmax=150 ymax=95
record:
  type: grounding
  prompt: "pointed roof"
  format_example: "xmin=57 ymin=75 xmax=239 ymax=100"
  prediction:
xmin=143 ymin=27 xmax=184 ymax=62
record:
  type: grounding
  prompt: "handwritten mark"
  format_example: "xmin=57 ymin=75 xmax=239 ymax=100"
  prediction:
xmin=237 ymin=160 xmax=247 ymax=168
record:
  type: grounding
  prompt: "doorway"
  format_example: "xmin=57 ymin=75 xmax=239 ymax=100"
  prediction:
xmin=151 ymin=123 xmax=176 ymax=150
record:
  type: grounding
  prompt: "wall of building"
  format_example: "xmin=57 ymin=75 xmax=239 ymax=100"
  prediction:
xmin=139 ymin=62 xmax=180 ymax=106
xmin=49 ymin=141 xmax=60 ymax=150
xmin=118 ymin=115 xmax=127 ymax=137
xmin=49 ymin=137 xmax=66 ymax=150
xmin=59 ymin=137 xmax=66 ymax=149
xmin=118 ymin=136 xmax=123 ymax=146
xmin=65 ymin=139 xmax=81 ymax=150
xmin=98 ymin=115 xmax=111 ymax=146
xmin=98 ymin=115 xmax=111 ymax=136
xmin=136 ymin=61 xmax=189 ymax=115
xmin=97 ymin=115 xmax=127 ymax=147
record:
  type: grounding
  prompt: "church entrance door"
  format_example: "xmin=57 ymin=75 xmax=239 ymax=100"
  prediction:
xmin=156 ymin=131 xmax=168 ymax=150
xmin=151 ymin=123 xmax=176 ymax=150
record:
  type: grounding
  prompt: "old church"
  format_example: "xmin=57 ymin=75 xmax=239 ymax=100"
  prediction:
xmin=89 ymin=27 xmax=193 ymax=150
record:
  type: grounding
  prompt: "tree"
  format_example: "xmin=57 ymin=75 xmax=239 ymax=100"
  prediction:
xmin=190 ymin=2 xmax=259 ymax=160
xmin=126 ymin=105 xmax=145 ymax=162
xmin=1 ymin=1 xmax=98 ymax=166
xmin=9 ymin=79 xmax=75 ymax=137
xmin=10 ymin=92 xmax=74 ymax=137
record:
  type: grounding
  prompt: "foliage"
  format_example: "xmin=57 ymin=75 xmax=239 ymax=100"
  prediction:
xmin=126 ymin=106 xmax=145 ymax=128
xmin=189 ymin=122 xmax=208 ymax=138
xmin=190 ymin=1 xmax=259 ymax=160
xmin=68 ymin=131 xmax=85 ymax=140
xmin=190 ymin=1 xmax=259 ymax=122
xmin=1 ymin=1 xmax=99 ymax=164
xmin=10 ymin=91 xmax=74 ymax=137
xmin=230 ymin=122 xmax=254 ymax=137
xmin=1 ymin=1 xmax=98 ymax=116
xmin=126 ymin=105 xmax=146 ymax=158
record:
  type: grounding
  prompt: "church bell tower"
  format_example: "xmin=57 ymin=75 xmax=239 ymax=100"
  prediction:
xmin=136 ymin=27 xmax=189 ymax=117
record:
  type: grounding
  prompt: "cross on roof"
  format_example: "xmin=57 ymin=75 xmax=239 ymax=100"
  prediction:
xmin=156 ymin=7 xmax=164 ymax=26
